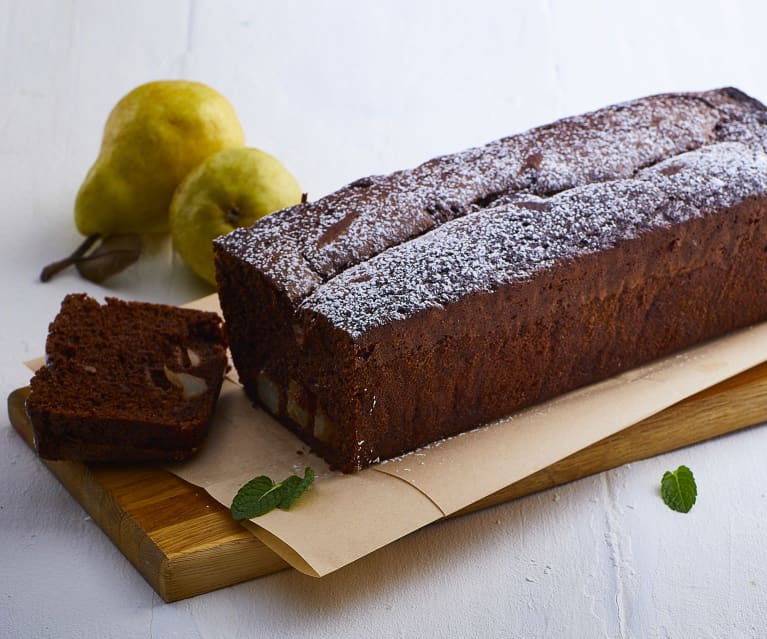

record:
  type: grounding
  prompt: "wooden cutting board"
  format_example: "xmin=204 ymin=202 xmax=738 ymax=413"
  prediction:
xmin=9 ymin=363 xmax=767 ymax=601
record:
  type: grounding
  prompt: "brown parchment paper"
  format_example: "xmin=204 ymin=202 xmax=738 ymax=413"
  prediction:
xmin=26 ymin=294 xmax=767 ymax=577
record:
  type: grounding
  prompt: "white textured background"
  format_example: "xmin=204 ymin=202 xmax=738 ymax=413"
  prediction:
xmin=3 ymin=1 xmax=767 ymax=637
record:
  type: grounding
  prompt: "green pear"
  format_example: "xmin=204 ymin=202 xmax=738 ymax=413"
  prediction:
xmin=75 ymin=80 xmax=245 ymax=236
xmin=170 ymin=147 xmax=303 ymax=285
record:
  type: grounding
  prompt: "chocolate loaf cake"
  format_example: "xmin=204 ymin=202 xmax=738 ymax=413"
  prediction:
xmin=214 ymin=88 xmax=767 ymax=472
xmin=27 ymin=294 xmax=228 ymax=462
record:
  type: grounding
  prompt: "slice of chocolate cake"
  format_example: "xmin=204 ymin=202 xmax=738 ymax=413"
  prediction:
xmin=214 ymin=88 xmax=767 ymax=472
xmin=26 ymin=294 xmax=228 ymax=462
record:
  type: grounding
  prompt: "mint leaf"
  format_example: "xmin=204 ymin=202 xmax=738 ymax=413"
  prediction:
xmin=277 ymin=468 xmax=316 ymax=509
xmin=661 ymin=465 xmax=697 ymax=513
xmin=231 ymin=476 xmax=284 ymax=519
xmin=231 ymin=467 xmax=315 ymax=520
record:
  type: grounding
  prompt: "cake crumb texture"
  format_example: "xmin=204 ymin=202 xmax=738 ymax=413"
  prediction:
xmin=26 ymin=294 xmax=228 ymax=462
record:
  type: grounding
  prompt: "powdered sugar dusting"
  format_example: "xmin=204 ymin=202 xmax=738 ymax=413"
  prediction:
xmin=302 ymin=142 xmax=767 ymax=337
xmin=215 ymin=88 xmax=767 ymax=307
xmin=640 ymin=142 xmax=767 ymax=210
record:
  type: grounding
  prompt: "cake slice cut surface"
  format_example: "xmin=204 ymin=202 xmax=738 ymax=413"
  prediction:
xmin=26 ymin=294 xmax=228 ymax=462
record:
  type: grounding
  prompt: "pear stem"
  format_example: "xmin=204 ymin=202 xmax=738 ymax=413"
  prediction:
xmin=40 ymin=234 xmax=102 ymax=282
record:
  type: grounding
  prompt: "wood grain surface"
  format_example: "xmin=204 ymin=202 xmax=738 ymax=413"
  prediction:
xmin=9 ymin=362 xmax=767 ymax=601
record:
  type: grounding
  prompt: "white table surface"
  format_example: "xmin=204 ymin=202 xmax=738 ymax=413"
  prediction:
xmin=3 ymin=1 xmax=767 ymax=637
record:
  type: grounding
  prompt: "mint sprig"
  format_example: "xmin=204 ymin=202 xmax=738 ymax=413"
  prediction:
xmin=231 ymin=467 xmax=315 ymax=520
xmin=661 ymin=465 xmax=697 ymax=513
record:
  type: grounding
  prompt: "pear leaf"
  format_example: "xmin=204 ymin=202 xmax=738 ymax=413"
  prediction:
xmin=75 ymin=234 xmax=143 ymax=283
xmin=40 ymin=234 xmax=101 ymax=282
xmin=661 ymin=465 xmax=697 ymax=513
xmin=231 ymin=467 xmax=315 ymax=520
